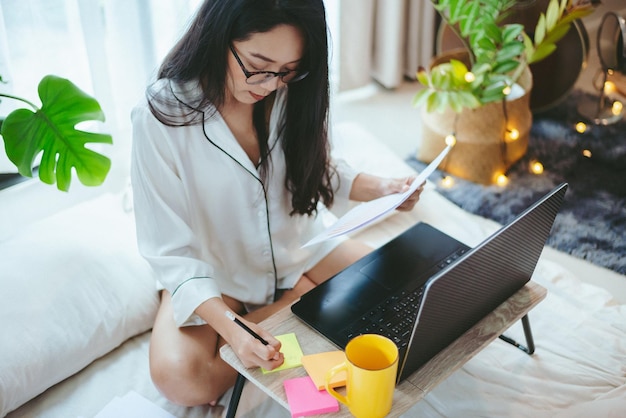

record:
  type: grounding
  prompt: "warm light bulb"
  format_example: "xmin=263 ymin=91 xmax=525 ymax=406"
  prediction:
xmin=530 ymin=161 xmax=544 ymax=174
xmin=582 ymin=149 xmax=592 ymax=158
xmin=502 ymin=85 xmax=512 ymax=96
xmin=575 ymin=122 xmax=587 ymax=133
xmin=441 ymin=176 xmax=455 ymax=188
xmin=495 ymin=173 xmax=509 ymax=187
xmin=604 ymin=81 xmax=617 ymax=95
xmin=464 ymin=72 xmax=476 ymax=83
xmin=506 ymin=128 xmax=520 ymax=142
xmin=444 ymin=134 xmax=457 ymax=147
xmin=612 ymin=100 xmax=623 ymax=116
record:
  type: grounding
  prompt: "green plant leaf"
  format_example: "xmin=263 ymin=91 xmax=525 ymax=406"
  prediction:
xmin=436 ymin=91 xmax=451 ymax=112
xmin=493 ymin=59 xmax=520 ymax=74
xmin=459 ymin=2 xmax=480 ymax=35
xmin=448 ymin=0 xmax=463 ymax=22
xmin=484 ymin=22 xmax=503 ymax=44
xmin=502 ymin=24 xmax=524 ymax=43
xmin=458 ymin=91 xmax=481 ymax=109
xmin=545 ymin=0 xmax=560 ymax=30
xmin=530 ymin=42 xmax=557 ymax=63
xmin=431 ymin=66 xmax=447 ymax=89
xmin=424 ymin=0 xmax=596 ymax=111
xmin=427 ymin=90 xmax=442 ymax=112
xmin=1 ymin=75 xmax=112 ymax=191
xmin=497 ymin=42 xmax=525 ymax=61
xmin=412 ymin=88 xmax=432 ymax=108
xmin=416 ymin=69 xmax=431 ymax=87
xmin=534 ymin=14 xmax=547 ymax=45
xmin=449 ymin=59 xmax=469 ymax=81
xmin=476 ymin=36 xmax=497 ymax=52
xmin=542 ymin=23 xmax=571 ymax=46
xmin=557 ymin=8 xmax=596 ymax=27
xmin=481 ymin=81 xmax=508 ymax=102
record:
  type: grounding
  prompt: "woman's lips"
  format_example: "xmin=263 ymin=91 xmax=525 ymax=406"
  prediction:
xmin=250 ymin=92 xmax=265 ymax=101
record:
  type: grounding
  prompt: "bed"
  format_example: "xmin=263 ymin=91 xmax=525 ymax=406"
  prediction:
xmin=1 ymin=122 xmax=625 ymax=417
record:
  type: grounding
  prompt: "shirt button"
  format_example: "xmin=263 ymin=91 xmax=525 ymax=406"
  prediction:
xmin=257 ymin=210 xmax=264 ymax=218
xmin=263 ymin=250 xmax=270 ymax=256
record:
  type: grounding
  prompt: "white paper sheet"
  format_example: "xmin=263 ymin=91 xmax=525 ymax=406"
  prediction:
xmin=303 ymin=145 xmax=451 ymax=247
xmin=91 ymin=391 xmax=177 ymax=418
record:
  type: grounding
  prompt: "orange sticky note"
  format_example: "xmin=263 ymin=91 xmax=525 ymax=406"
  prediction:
xmin=301 ymin=350 xmax=347 ymax=390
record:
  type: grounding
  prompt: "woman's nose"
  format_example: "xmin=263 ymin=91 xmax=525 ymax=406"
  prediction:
xmin=260 ymin=76 xmax=281 ymax=91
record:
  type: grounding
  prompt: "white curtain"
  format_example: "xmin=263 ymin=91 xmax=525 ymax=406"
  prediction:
xmin=0 ymin=0 xmax=201 ymax=185
xmin=0 ymin=0 xmax=201 ymax=225
xmin=334 ymin=0 xmax=437 ymax=91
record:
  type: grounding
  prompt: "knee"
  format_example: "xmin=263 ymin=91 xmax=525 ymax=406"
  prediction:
xmin=150 ymin=349 xmax=217 ymax=406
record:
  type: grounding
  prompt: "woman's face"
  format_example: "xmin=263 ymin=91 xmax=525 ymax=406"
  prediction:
xmin=227 ymin=24 xmax=305 ymax=104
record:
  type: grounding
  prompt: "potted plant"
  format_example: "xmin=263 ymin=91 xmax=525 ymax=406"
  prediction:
xmin=0 ymin=74 xmax=112 ymax=191
xmin=413 ymin=0 xmax=596 ymax=185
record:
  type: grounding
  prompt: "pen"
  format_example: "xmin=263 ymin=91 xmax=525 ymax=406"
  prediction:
xmin=225 ymin=311 xmax=269 ymax=345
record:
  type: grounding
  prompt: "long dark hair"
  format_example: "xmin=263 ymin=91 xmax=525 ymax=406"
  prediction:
xmin=147 ymin=0 xmax=334 ymax=216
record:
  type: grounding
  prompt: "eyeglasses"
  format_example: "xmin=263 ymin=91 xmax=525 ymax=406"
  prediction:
xmin=230 ymin=45 xmax=308 ymax=85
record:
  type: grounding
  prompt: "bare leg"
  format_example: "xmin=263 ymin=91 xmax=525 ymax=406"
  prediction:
xmin=149 ymin=283 xmax=316 ymax=406
xmin=149 ymin=292 xmax=243 ymax=406
xmin=148 ymin=239 xmax=372 ymax=406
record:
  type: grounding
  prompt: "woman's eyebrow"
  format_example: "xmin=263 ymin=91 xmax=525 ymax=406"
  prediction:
xmin=249 ymin=51 xmax=302 ymax=64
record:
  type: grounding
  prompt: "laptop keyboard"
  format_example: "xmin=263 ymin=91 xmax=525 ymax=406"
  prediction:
xmin=339 ymin=247 xmax=468 ymax=349
xmin=340 ymin=286 xmax=424 ymax=349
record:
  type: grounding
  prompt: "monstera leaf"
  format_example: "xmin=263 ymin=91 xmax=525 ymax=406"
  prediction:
xmin=1 ymin=75 xmax=112 ymax=191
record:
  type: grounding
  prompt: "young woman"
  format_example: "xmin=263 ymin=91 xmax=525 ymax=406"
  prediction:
xmin=130 ymin=0 xmax=423 ymax=407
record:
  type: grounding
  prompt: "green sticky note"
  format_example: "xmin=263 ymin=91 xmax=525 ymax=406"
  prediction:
xmin=262 ymin=333 xmax=303 ymax=374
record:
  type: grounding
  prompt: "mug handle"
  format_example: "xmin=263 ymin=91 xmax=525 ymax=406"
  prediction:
xmin=325 ymin=362 xmax=349 ymax=406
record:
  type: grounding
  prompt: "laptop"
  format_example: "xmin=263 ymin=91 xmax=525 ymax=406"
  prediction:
xmin=291 ymin=183 xmax=567 ymax=383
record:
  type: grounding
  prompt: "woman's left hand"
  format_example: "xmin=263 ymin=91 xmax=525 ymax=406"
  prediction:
xmin=349 ymin=173 xmax=425 ymax=211
xmin=379 ymin=176 xmax=424 ymax=211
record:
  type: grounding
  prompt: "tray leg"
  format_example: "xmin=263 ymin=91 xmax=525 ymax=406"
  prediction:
xmin=498 ymin=314 xmax=536 ymax=355
xmin=225 ymin=373 xmax=246 ymax=418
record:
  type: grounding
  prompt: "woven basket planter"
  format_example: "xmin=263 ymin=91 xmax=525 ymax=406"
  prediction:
xmin=417 ymin=51 xmax=533 ymax=185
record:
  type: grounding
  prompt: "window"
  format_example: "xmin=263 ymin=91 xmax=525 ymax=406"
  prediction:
xmin=0 ymin=0 xmax=200 ymax=184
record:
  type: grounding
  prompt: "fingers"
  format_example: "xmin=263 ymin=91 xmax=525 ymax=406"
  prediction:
xmin=234 ymin=323 xmax=284 ymax=370
xmin=242 ymin=338 xmax=284 ymax=370
xmin=391 ymin=176 xmax=422 ymax=193
xmin=397 ymin=181 xmax=425 ymax=211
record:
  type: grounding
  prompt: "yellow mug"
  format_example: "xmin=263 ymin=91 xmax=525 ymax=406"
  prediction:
xmin=325 ymin=334 xmax=399 ymax=418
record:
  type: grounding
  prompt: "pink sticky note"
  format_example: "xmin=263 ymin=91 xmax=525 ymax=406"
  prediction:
xmin=283 ymin=376 xmax=339 ymax=417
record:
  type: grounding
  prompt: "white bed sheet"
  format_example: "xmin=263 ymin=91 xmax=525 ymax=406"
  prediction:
xmin=9 ymin=188 xmax=626 ymax=418
xmin=7 ymin=122 xmax=625 ymax=418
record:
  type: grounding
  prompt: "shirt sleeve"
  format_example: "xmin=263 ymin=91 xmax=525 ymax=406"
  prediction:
xmin=331 ymin=156 xmax=358 ymax=199
xmin=130 ymin=104 xmax=220 ymax=327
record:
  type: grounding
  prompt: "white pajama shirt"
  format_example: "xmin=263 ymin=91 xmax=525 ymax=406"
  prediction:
xmin=131 ymin=83 xmax=356 ymax=326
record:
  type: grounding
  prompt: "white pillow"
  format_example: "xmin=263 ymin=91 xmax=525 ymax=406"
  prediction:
xmin=0 ymin=192 xmax=159 ymax=417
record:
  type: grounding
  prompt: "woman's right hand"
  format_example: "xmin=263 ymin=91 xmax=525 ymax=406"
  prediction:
xmin=229 ymin=315 xmax=284 ymax=370
xmin=196 ymin=298 xmax=284 ymax=370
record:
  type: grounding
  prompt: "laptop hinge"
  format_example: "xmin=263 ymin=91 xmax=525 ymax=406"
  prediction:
xmin=498 ymin=314 xmax=535 ymax=355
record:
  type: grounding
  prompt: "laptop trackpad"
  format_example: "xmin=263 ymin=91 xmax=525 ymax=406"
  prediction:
xmin=293 ymin=271 xmax=390 ymax=330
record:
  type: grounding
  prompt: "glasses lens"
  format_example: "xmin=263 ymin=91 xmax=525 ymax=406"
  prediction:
xmin=245 ymin=71 xmax=309 ymax=85
xmin=281 ymin=71 xmax=309 ymax=84
xmin=246 ymin=73 xmax=275 ymax=85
